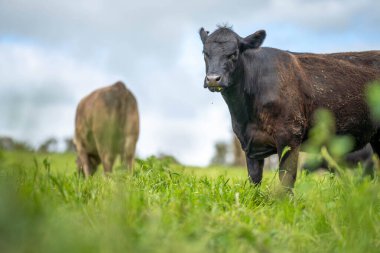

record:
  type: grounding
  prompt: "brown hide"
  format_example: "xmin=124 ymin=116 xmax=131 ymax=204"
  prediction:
xmin=74 ymin=81 xmax=139 ymax=177
xmin=274 ymin=51 xmax=380 ymax=147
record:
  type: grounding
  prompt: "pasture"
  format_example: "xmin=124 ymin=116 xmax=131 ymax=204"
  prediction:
xmin=1 ymin=150 xmax=379 ymax=253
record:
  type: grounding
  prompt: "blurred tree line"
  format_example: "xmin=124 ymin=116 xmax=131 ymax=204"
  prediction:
xmin=210 ymin=136 xmax=278 ymax=169
xmin=0 ymin=137 xmax=33 ymax=151
xmin=0 ymin=136 xmax=75 ymax=153
xmin=210 ymin=135 xmax=248 ymax=167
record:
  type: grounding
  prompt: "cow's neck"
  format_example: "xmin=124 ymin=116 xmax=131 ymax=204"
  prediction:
xmin=222 ymin=85 xmax=248 ymax=123
xmin=221 ymin=61 xmax=250 ymax=136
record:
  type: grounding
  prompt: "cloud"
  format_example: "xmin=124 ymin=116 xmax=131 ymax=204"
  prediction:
xmin=140 ymin=103 xmax=231 ymax=165
xmin=0 ymin=42 xmax=120 ymax=146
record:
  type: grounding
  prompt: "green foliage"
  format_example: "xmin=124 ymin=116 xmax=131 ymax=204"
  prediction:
xmin=366 ymin=81 xmax=380 ymax=120
xmin=303 ymin=109 xmax=354 ymax=170
xmin=305 ymin=109 xmax=335 ymax=153
xmin=0 ymin=151 xmax=380 ymax=253
xmin=280 ymin=146 xmax=291 ymax=162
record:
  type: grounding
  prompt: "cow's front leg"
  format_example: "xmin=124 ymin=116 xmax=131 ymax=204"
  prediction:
xmin=278 ymin=145 xmax=300 ymax=190
xmin=246 ymin=157 xmax=264 ymax=185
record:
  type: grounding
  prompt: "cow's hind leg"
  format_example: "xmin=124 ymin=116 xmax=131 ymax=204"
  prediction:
xmin=76 ymin=145 xmax=92 ymax=178
xmin=88 ymin=154 xmax=101 ymax=176
xmin=94 ymin=135 xmax=116 ymax=174
xmin=76 ymin=156 xmax=85 ymax=176
xmin=278 ymin=145 xmax=300 ymax=191
xmin=98 ymin=151 xmax=115 ymax=174
xmin=121 ymin=135 xmax=138 ymax=172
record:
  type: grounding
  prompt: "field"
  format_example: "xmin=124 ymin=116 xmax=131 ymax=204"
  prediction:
xmin=0 ymin=150 xmax=380 ymax=253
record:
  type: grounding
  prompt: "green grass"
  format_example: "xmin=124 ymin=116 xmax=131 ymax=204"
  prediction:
xmin=0 ymin=150 xmax=379 ymax=253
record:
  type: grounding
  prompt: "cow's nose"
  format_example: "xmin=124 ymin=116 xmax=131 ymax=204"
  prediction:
xmin=206 ymin=74 xmax=222 ymax=85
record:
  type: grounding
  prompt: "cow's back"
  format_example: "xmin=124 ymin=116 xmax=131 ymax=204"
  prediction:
xmin=328 ymin=51 xmax=380 ymax=71
xmin=293 ymin=51 xmax=380 ymax=146
xmin=74 ymin=81 xmax=139 ymax=155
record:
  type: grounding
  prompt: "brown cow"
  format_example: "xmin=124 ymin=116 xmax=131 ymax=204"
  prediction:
xmin=199 ymin=26 xmax=380 ymax=189
xmin=74 ymin=81 xmax=139 ymax=177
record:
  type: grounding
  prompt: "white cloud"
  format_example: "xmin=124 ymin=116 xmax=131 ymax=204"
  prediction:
xmin=263 ymin=0 xmax=361 ymax=30
xmin=0 ymin=43 xmax=120 ymax=147
xmin=140 ymin=104 xmax=231 ymax=166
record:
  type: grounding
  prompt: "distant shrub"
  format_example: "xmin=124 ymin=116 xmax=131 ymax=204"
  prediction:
xmin=0 ymin=136 xmax=33 ymax=152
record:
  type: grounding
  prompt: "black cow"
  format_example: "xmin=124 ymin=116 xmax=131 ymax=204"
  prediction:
xmin=199 ymin=26 xmax=380 ymax=189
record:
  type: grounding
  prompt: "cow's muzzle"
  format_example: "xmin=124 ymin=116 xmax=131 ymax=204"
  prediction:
xmin=204 ymin=74 xmax=226 ymax=92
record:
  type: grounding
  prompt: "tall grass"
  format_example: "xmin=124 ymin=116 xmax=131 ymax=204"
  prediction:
xmin=0 ymin=151 xmax=379 ymax=253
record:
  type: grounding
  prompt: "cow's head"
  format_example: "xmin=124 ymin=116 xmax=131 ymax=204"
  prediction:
xmin=199 ymin=26 xmax=266 ymax=92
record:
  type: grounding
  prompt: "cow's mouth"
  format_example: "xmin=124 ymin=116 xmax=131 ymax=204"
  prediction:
xmin=207 ymin=85 xmax=225 ymax=92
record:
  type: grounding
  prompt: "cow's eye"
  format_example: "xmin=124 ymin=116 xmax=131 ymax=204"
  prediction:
xmin=228 ymin=52 xmax=238 ymax=60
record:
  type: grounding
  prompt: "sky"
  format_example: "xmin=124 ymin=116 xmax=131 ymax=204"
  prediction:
xmin=0 ymin=0 xmax=379 ymax=166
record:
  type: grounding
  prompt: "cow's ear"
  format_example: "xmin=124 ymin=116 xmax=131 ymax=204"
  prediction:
xmin=240 ymin=30 xmax=266 ymax=51
xmin=199 ymin=27 xmax=209 ymax=44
